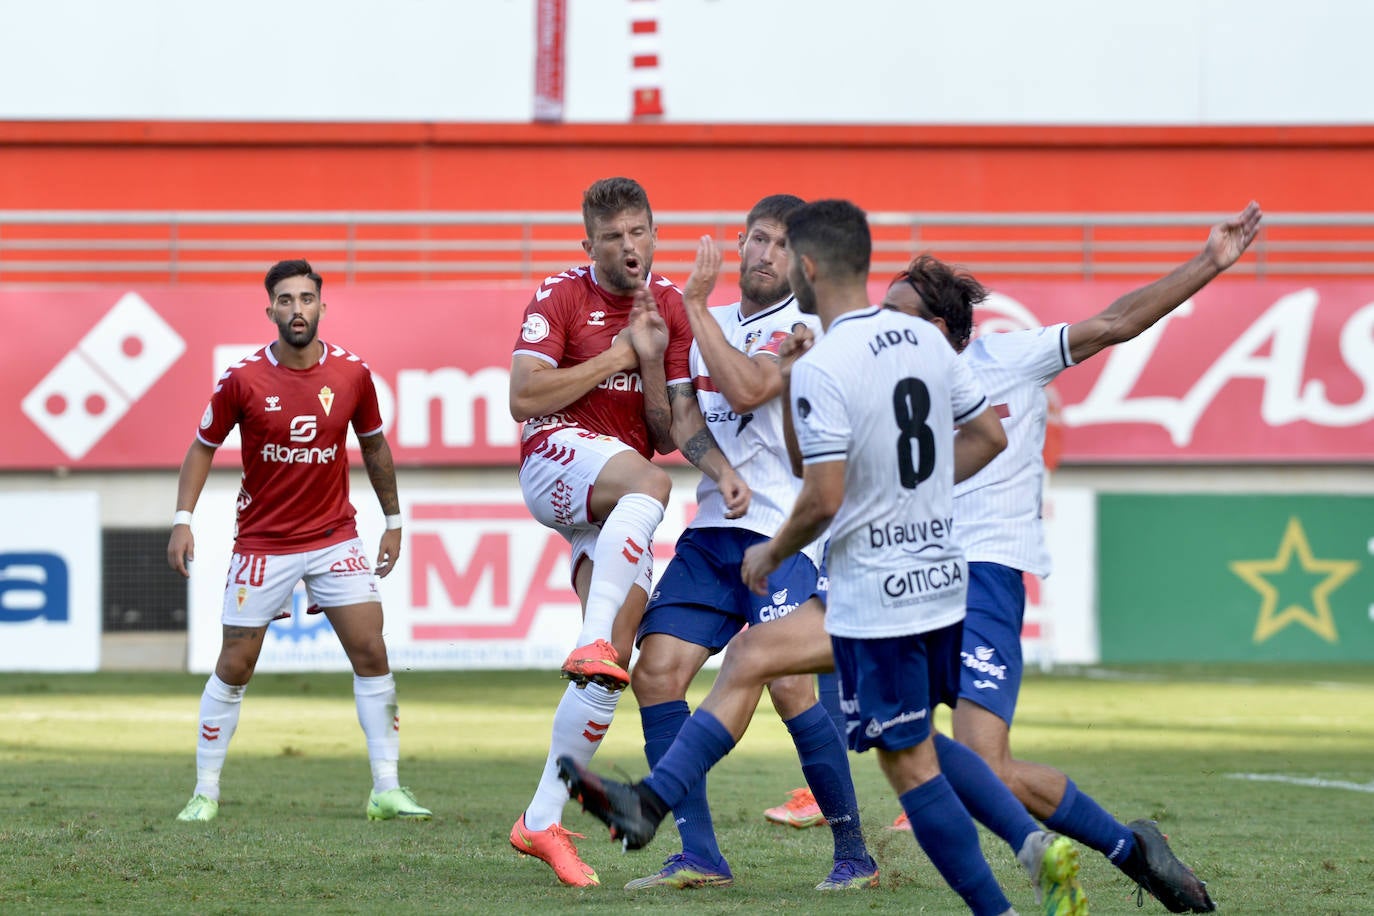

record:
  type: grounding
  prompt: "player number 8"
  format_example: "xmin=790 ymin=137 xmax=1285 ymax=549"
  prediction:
xmin=892 ymin=377 xmax=936 ymax=490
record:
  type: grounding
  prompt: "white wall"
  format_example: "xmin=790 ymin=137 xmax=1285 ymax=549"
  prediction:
xmin=2 ymin=0 xmax=1371 ymax=124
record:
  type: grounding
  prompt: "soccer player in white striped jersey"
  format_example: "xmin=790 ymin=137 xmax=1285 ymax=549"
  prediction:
xmin=624 ymin=194 xmax=877 ymax=891
xmin=876 ymin=202 xmax=1261 ymax=913
xmin=560 ymin=200 xmax=1088 ymax=915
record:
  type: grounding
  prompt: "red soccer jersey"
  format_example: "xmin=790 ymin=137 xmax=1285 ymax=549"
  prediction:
xmin=196 ymin=341 xmax=385 ymax=554
xmin=512 ymin=266 xmax=693 ymax=461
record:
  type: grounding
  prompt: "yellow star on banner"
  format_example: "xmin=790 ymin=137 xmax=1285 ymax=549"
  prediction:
xmin=1229 ymin=516 xmax=1359 ymax=644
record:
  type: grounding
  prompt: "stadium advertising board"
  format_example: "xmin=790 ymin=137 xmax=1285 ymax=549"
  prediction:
xmin=5 ymin=280 xmax=1368 ymax=469
xmin=0 ymin=492 xmax=101 ymax=672
xmin=0 ymin=280 xmax=1370 ymax=469
xmin=187 ymin=483 xmax=1096 ymax=672
xmin=1097 ymin=494 xmax=1374 ymax=661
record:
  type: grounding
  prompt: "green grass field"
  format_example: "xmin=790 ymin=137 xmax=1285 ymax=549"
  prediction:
xmin=2 ymin=664 xmax=1372 ymax=914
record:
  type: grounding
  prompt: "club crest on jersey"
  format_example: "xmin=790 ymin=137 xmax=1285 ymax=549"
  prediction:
xmin=587 ymin=310 xmax=606 ymax=326
xmin=317 ymin=386 xmax=334 ymax=415
xmin=743 ymin=330 xmax=762 ymax=351
xmin=264 ymin=396 xmax=282 ymax=412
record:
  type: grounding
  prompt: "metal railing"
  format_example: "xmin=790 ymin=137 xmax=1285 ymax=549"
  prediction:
xmin=2 ymin=210 xmax=1372 ymax=283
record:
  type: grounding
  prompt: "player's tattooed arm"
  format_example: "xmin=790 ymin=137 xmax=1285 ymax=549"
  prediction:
xmin=681 ymin=425 xmax=719 ymax=467
xmin=358 ymin=431 xmax=401 ymax=515
xmin=360 ymin=431 xmax=405 ymax=575
xmin=670 ymin=381 xmax=751 ymax=518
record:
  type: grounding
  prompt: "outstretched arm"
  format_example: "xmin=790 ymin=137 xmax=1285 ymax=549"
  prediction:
xmin=1066 ymin=201 xmax=1263 ymax=364
xmin=359 ymin=431 xmax=402 ymax=578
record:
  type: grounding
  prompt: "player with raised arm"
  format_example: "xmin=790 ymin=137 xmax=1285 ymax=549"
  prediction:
xmin=623 ymin=194 xmax=877 ymax=891
xmin=507 ymin=176 xmax=749 ymax=886
xmin=168 ymin=258 xmax=430 ymax=824
xmin=560 ymin=200 xmax=1089 ymax=916
xmin=872 ymin=204 xmax=1260 ymax=913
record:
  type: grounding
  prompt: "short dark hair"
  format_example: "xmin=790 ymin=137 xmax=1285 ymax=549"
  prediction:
xmin=890 ymin=254 xmax=983 ymax=351
xmin=784 ymin=199 xmax=871 ymax=279
xmin=582 ymin=177 xmax=653 ymax=236
xmin=745 ymin=193 xmax=805 ymax=230
xmin=264 ymin=259 xmax=322 ymax=296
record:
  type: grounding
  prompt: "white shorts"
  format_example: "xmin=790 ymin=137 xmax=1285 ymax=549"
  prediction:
xmin=221 ymin=537 xmax=381 ymax=627
xmin=519 ymin=427 xmax=653 ymax=592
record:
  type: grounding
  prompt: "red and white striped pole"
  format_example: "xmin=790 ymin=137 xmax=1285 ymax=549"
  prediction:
xmin=630 ymin=0 xmax=664 ymax=120
xmin=533 ymin=0 xmax=566 ymax=123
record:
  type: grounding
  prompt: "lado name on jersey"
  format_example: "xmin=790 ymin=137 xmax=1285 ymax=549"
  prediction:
xmin=597 ymin=371 xmax=642 ymax=392
xmin=260 ymin=443 xmax=339 ymax=464
xmin=869 ymin=327 xmax=921 ymax=356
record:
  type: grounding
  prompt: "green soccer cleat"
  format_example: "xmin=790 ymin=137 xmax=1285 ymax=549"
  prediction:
xmin=624 ymin=852 xmax=734 ymax=890
xmin=176 ymin=794 xmax=219 ymax=822
xmin=815 ymin=856 xmax=880 ymax=891
xmin=1021 ymin=831 xmax=1088 ymax=916
xmin=366 ymin=786 xmax=433 ymax=821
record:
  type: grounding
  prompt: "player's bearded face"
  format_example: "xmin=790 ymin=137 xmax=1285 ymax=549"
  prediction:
xmin=268 ymin=276 xmax=324 ymax=349
xmin=738 ymin=218 xmax=791 ymax=305
xmin=276 ymin=310 xmax=320 ymax=348
xmin=585 ymin=208 xmax=656 ymax=296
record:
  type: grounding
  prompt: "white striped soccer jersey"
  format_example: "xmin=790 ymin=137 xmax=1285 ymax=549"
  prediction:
xmin=954 ymin=324 xmax=1074 ymax=578
xmin=688 ymin=297 xmax=822 ymax=560
xmin=790 ymin=306 xmax=988 ymax=639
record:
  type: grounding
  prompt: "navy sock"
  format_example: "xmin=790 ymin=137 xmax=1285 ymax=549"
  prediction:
xmin=1044 ymin=778 xmax=1136 ymax=865
xmin=815 ymin=671 xmax=846 ymax=736
xmin=785 ymin=703 xmax=868 ymax=864
xmin=643 ymin=710 xmax=736 ymax=815
xmin=934 ymin=733 xmax=1039 ymax=853
xmin=901 ymin=775 xmax=1011 ymax=916
xmin=640 ymin=700 xmax=725 ymax=865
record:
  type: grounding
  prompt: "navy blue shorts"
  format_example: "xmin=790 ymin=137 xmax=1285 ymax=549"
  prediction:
xmin=636 ymin=527 xmax=820 ymax=653
xmin=957 ymin=561 xmax=1026 ymax=726
xmin=831 ymin=621 xmax=963 ymax=753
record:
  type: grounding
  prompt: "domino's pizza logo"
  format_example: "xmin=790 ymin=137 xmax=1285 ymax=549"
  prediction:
xmin=21 ymin=292 xmax=185 ymax=460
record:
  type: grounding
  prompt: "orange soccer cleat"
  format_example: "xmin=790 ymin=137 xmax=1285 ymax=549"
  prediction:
xmin=560 ymin=639 xmax=629 ymax=690
xmin=509 ymin=812 xmax=599 ymax=887
xmin=763 ymin=787 xmax=827 ymax=828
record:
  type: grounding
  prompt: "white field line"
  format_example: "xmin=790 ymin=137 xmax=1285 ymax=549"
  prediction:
xmin=1227 ymin=773 xmax=1374 ymax=794
xmin=1075 ymin=668 xmax=1374 ymax=692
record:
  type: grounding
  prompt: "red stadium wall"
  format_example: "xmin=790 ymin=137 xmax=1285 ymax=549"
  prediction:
xmin=3 ymin=121 xmax=1374 ymax=214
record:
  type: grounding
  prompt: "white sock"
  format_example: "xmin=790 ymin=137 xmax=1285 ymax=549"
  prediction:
xmin=193 ymin=674 xmax=245 ymax=801
xmin=354 ymin=673 xmax=400 ymax=793
xmin=524 ymin=682 xmax=622 ymax=830
xmin=576 ymin=492 xmax=664 ymax=646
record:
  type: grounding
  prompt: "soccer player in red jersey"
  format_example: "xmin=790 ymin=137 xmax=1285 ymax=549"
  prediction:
xmin=507 ymin=177 xmax=748 ymax=886
xmin=167 ymin=259 xmax=430 ymax=824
